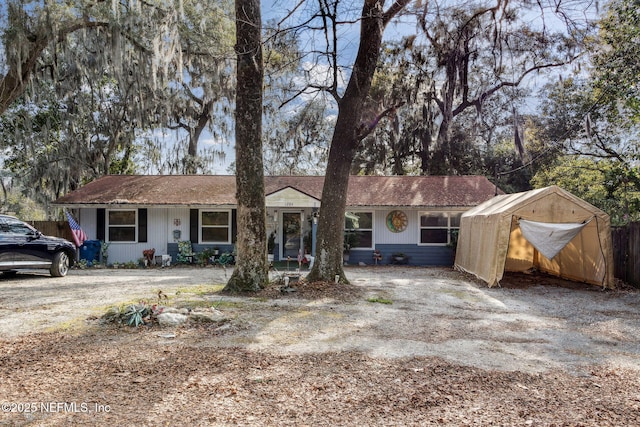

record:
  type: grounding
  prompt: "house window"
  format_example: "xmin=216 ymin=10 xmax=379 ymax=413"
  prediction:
xmin=419 ymin=212 xmax=462 ymax=245
xmin=345 ymin=211 xmax=373 ymax=249
xmin=108 ymin=210 xmax=136 ymax=242
xmin=201 ymin=211 xmax=230 ymax=243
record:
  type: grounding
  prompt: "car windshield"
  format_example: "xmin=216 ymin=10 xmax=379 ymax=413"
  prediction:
xmin=0 ymin=217 xmax=38 ymax=236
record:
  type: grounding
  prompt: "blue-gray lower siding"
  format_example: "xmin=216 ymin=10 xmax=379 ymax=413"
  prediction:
xmin=347 ymin=244 xmax=455 ymax=266
xmin=167 ymin=243 xmax=235 ymax=263
xmin=167 ymin=243 xmax=454 ymax=266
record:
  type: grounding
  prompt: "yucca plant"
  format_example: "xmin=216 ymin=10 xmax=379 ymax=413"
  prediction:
xmin=123 ymin=303 xmax=151 ymax=327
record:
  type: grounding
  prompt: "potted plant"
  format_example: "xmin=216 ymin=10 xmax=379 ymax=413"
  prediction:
xmin=198 ymin=248 xmax=216 ymax=266
xmin=447 ymin=229 xmax=459 ymax=258
xmin=213 ymin=247 xmax=220 ymax=256
xmin=343 ymin=232 xmax=357 ymax=264
xmin=100 ymin=240 xmax=110 ymax=266
xmin=392 ymin=252 xmax=408 ymax=264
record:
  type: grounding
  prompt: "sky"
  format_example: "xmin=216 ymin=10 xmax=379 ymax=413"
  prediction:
xmin=204 ymin=0 xmax=407 ymax=174
xmin=206 ymin=0 xmax=600 ymax=175
xmin=0 ymin=0 xmax=602 ymax=176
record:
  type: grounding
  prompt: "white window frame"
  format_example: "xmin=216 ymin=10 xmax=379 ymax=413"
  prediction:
xmin=344 ymin=210 xmax=374 ymax=250
xmin=418 ymin=211 xmax=463 ymax=246
xmin=200 ymin=209 xmax=232 ymax=244
xmin=107 ymin=209 xmax=137 ymax=243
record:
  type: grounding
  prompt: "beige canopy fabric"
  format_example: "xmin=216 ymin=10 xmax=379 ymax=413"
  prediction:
xmin=454 ymin=186 xmax=615 ymax=288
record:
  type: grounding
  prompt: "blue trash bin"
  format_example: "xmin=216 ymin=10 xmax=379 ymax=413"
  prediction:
xmin=80 ymin=240 xmax=101 ymax=265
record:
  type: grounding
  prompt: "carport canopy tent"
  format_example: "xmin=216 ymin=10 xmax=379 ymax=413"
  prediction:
xmin=454 ymin=186 xmax=614 ymax=288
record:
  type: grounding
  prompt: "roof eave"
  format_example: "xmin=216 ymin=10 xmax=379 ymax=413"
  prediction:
xmin=57 ymin=203 xmax=481 ymax=209
xmin=53 ymin=203 xmax=237 ymax=208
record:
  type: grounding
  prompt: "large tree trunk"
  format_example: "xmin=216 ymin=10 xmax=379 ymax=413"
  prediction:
xmin=307 ymin=111 xmax=360 ymax=283
xmin=307 ymin=0 xmax=409 ymax=283
xmin=224 ymin=0 xmax=267 ymax=292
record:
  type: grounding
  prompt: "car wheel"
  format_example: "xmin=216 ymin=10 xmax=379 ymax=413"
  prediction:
xmin=50 ymin=252 xmax=70 ymax=277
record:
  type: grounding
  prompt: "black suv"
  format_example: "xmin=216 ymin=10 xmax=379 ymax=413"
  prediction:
xmin=0 ymin=214 xmax=76 ymax=277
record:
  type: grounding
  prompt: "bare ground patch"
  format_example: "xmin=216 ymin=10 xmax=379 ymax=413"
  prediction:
xmin=1 ymin=266 xmax=639 ymax=425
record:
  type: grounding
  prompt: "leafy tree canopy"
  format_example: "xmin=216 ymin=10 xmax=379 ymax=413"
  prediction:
xmin=532 ymin=156 xmax=640 ymax=224
xmin=0 ymin=0 xmax=236 ymax=213
xmin=592 ymin=0 xmax=640 ymax=122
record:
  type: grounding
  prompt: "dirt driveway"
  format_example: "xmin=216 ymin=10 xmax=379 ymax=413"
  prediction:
xmin=1 ymin=266 xmax=638 ymax=375
xmin=1 ymin=266 xmax=640 ymax=426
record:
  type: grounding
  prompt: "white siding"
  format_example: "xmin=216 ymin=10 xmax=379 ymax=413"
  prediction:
xmin=75 ymin=206 xmax=469 ymax=264
xmin=374 ymin=209 xmax=420 ymax=245
xmin=77 ymin=208 xmax=98 ymax=240
xmin=165 ymin=207 xmax=192 ymax=244
xmin=104 ymin=208 xmax=162 ymax=264
xmin=373 ymin=208 xmax=469 ymax=246
xmin=266 ymin=188 xmax=320 ymax=208
xmin=77 ymin=207 xmax=194 ymax=264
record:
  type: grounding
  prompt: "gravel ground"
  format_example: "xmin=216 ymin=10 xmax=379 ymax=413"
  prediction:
xmin=1 ymin=266 xmax=639 ymax=425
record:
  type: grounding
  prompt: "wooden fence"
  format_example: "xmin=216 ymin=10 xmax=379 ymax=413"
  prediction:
xmin=28 ymin=221 xmax=74 ymax=243
xmin=612 ymin=222 xmax=640 ymax=287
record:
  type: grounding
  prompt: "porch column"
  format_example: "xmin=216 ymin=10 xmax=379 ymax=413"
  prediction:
xmin=311 ymin=210 xmax=318 ymax=257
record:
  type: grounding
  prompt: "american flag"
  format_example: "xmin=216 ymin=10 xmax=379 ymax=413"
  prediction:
xmin=65 ymin=211 xmax=87 ymax=247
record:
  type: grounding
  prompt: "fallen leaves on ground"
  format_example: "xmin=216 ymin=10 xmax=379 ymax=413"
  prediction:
xmin=2 ymin=270 xmax=639 ymax=426
xmin=254 ymin=279 xmax=364 ymax=301
xmin=1 ymin=326 xmax=639 ymax=426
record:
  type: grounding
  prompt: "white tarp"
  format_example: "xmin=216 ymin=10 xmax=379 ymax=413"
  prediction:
xmin=519 ymin=219 xmax=590 ymax=260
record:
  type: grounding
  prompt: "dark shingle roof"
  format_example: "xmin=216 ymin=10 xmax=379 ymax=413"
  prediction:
xmin=54 ymin=175 xmax=500 ymax=208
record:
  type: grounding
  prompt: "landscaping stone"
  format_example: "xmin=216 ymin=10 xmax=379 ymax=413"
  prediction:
xmin=157 ymin=312 xmax=188 ymax=327
xmin=101 ymin=306 xmax=122 ymax=324
xmin=189 ymin=311 xmax=226 ymax=324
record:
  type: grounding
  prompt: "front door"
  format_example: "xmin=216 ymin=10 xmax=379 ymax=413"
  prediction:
xmin=281 ymin=212 xmax=302 ymax=260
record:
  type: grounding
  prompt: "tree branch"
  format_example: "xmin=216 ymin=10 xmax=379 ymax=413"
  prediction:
xmin=0 ymin=18 xmax=110 ymax=114
xmin=383 ymin=0 xmax=412 ymax=27
xmin=357 ymin=101 xmax=405 ymax=141
xmin=452 ymin=60 xmax=575 ymax=117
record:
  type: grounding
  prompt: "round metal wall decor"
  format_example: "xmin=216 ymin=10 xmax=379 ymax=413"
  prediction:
xmin=386 ymin=210 xmax=408 ymax=233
